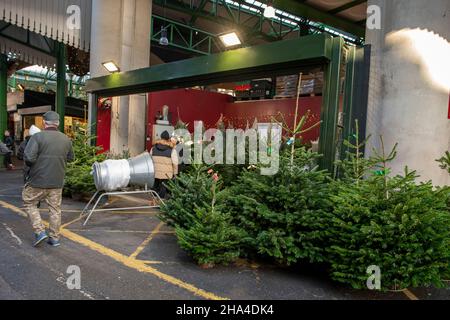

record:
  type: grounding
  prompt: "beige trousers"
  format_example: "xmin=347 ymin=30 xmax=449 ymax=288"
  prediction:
xmin=22 ymin=185 xmax=63 ymax=240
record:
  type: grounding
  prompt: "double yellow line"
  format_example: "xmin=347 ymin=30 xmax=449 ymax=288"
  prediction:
xmin=0 ymin=200 xmax=227 ymax=300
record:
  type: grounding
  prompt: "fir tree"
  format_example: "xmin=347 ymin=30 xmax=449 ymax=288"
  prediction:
xmin=159 ymin=164 xmax=215 ymax=229
xmin=222 ymin=147 xmax=332 ymax=265
xmin=64 ymin=126 xmax=106 ymax=197
xmin=327 ymin=124 xmax=450 ymax=290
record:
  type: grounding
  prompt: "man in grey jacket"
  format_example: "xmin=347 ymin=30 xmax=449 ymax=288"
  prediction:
xmin=23 ymin=111 xmax=74 ymax=247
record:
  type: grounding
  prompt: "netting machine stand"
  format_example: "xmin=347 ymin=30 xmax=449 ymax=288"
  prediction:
xmin=79 ymin=185 xmax=164 ymax=226
xmin=79 ymin=151 xmax=162 ymax=226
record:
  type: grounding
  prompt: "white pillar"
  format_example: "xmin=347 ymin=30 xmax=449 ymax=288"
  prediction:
xmin=89 ymin=0 xmax=151 ymax=156
xmin=365 ymin=0 xmax=450 ymax=186
xmin=127 ymin=0 xmax=152 ymax=156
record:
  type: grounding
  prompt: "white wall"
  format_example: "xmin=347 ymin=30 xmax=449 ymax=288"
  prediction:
xmin=366 ymin=0 xmax=450 ymax=186
xmin=89 ymin=0 xmax=151 ymax=156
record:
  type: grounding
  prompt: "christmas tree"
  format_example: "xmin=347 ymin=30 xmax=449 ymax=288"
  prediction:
xmin=326 ymin=124 xmax=450 ymax=290
xmin=222 ymin=147 xmax=333 ymax=265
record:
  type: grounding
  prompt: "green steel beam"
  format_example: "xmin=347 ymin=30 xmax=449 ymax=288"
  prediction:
xmin=341 ymin=45 xmax=356 ymax=160
xmin=189 ymin=0 xmax=209 ymax=25
xmin=273 ymin=0 xmax=365 ymax=38
xmin=86 ymin=34 xmax=332 ymax=97
xmin=89 ymin=93 xmax=98 ymax=147
xmin=318 ymin=36 xmax=344 ymax=173
xmin=0 ymin=54 xmax=7 ymax=167
xmin=55 ymin=42 xmax=66 ymax=132
xmin=154 ymin=0 xmax=283 ymax=43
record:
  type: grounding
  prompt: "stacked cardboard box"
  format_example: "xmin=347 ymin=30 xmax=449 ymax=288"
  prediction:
xmin=274 ymin=72 xmax=324 ymax=98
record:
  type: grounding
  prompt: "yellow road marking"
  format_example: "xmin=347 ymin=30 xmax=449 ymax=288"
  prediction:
xmin=129 ymin=222 xmax=164 ymax=259
xmin=140 ymin=260 xmax=164 ymax=264
xmin=402 ymin=289 xmax=419 ymax=300
xmin=0 ymin=200 xmax=227 ymax=300
xmin=38 ymin=208 xmax=157 ymax=214
xmin=0 ymin=200 xmax=27 ymax=217
xmin=69 ymin=229 xmax=175 ymax=234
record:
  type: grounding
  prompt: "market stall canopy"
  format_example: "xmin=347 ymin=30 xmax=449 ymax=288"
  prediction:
xmin=0 ymin=0 xmax=91 ymax=67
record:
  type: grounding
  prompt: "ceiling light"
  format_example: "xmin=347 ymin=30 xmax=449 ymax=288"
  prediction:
xmin=102 ymin=61 xmax=120 ymax=73
xmin=17 ymin=83 xmax=25 ymax=91
xmin=219 ymin=32 xmax=242 ymax=47
xmin=159 ymin=27 xmax=169 ymax=46
xmin=264 ymin=3 xmax=276 ymax=19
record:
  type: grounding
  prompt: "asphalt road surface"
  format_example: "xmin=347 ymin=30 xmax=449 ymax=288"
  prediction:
xmin=1 ymin=169 xmax=449 ymax=300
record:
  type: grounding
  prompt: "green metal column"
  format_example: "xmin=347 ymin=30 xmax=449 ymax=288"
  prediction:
xmin=341 ymin=45 xmax=356 ymax=159
xmin=318 ymin=37 xmax=344 ymax=173
xmin=0 ymin=54 xmax=7 ymax=168
xmin=89 ymin=93 xmax=98 ymax=146
xmin=55 ymin=42 xmax=66 ymax=132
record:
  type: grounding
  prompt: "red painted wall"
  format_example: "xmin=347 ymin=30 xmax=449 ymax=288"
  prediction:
xmin=147 ymin=89 xmax=322 ymax=147
xmin=95 ymin=89 xmax=323 ymax=150
xmin=96 ymin=100 xmax=111 ymax=152
xmin=147 ymin=88 xmax=233 ymax=149
xmin=224 ymin=97 xmax=322 ymax=143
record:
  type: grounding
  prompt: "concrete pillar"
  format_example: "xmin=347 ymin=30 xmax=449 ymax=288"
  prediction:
xmin=89 ymin=0 xmax=151 ymax=156
xmin=365 ymin=0 xmax=450 ymax=186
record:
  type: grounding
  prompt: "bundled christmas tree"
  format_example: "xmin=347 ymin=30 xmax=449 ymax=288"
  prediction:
xmin=161 ymin=166 xmax=247 ymax=266
xmin=175 ymin=171 xmax=247 ymax=266
xmin=222 ymin=147 xmax=333 ymax=265
xmin=64 ymin=126 xmax=106 ymax=197
xmin=159 ymin=164 xmax=216 ymax=229
xmin=436 ymin=151 xmax=450 ymax=175
xmin=326 ymin=124 xmax=450 ymax=290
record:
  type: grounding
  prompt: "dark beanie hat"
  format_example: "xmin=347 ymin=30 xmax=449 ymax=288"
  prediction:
xmin=161 ymin=131 xmax=170 ymax=140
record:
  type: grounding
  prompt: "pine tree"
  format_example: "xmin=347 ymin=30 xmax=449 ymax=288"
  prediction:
xmin=159 ymin=164 xmax=215 ymax=229
xmin=327 ymin=124 xmax=450 ymax=290
xmin=64 ymin=126 xmax=106 ymax=197
xmin=175 ymin=200 xmax=247 ymax=266
xmin=436 ymin=151 xmax=450 ymax=175
xmin=162 ymin=166 xmax=247 ymax=266
xmin=222 ymin=147 xmax=333 ymax=265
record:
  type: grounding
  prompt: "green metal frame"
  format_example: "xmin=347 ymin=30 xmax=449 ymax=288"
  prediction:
xmin=341 ymin=45 xmax=356 ymax=159
xmin=86 ymin=34 xmax=352 ymax=173
xmin=318 ymin=37 xmax=344 ymax=172
xmin=151 ymin=15 xmax=221 ymax=55
xmin=273 ymin=0 xmax=365 ymax=38
xmin=87 ymin=33 xmax=331 ymax=96
xmin=55 ymin=42 xmax=66 ymax=132
xmin=0 ymin=54 xmax=7 ymax=167
xmin=153 ymin=0 xmax=362 ymax=45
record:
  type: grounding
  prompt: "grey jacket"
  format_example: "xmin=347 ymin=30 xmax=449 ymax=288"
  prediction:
xmin=0 ymin=142 xmax=11 ymax=155
xmin=24 ymin=128 xmax=74 ymax=189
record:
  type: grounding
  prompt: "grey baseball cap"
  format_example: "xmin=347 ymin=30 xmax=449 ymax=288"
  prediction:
xmin=43 ymin=111 xmax=60 ymax=122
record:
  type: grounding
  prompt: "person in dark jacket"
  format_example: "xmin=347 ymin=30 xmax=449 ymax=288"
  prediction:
xmin=0 ymin=141 xmax=13 ymax=170
xmin=2 ymin=130 xmax=15 ymax=170
xmin=22 ymin=111 xmax=74 ymax=247
xmin=150 ymin=131 xmax=178 ymax=200
xmin=18 ymin=125 xmax=41 ymax=182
